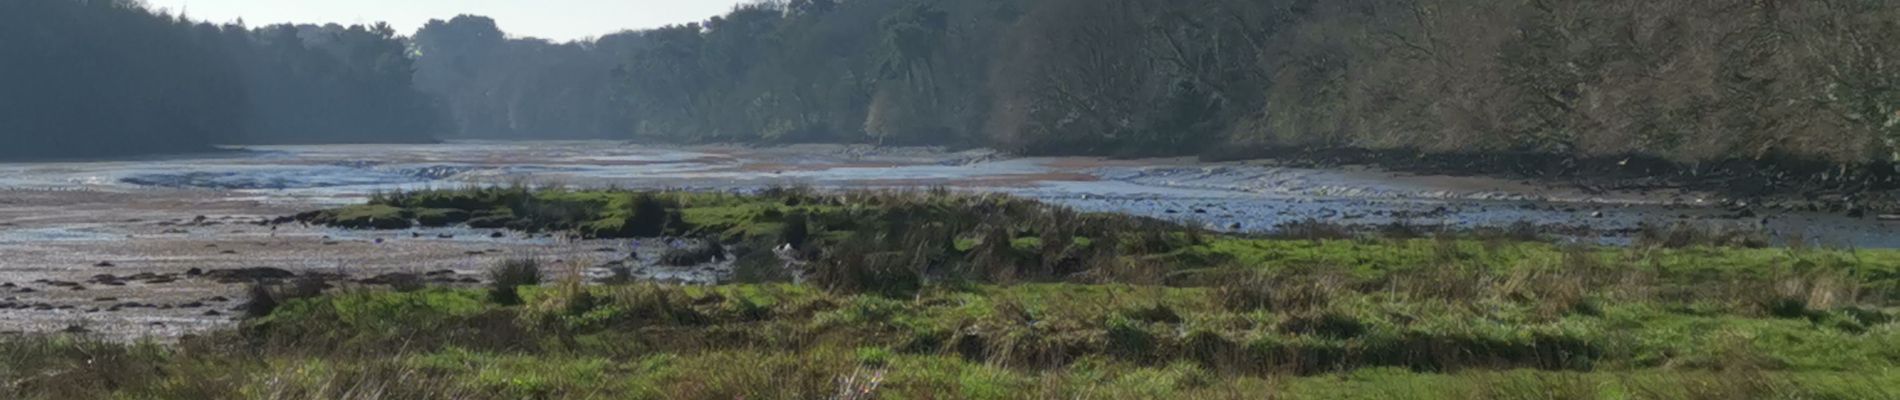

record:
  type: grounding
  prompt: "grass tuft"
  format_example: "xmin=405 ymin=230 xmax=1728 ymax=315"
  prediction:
xmin=487 ymin=258 xmax=543 ymax=305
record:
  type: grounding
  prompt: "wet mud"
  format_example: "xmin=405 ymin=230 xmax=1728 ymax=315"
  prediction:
xmin=1 ymin=141 xmax=1895 ymax=339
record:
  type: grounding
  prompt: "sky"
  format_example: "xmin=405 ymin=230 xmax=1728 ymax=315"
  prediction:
xmin=140 ymin=0 xmax=751 ymax=41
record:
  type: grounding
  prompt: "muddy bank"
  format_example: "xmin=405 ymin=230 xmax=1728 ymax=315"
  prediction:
xmin=1202 ymin=146 xmax=1900 ymax=215
xmin=3 ymin=141 xmax=1900 ymax=339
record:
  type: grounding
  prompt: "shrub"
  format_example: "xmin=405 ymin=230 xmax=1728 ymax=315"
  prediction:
xmin=780 ymin=212 xmax=810 ymax=249
xmin=487 ymin=258 xmax=543 ymax=305
xmin=626 ymin=194 xmax=672 ymax=237
xmin=241 ymin=283 xmax=278 ymax=318
xmin=241 ymin=276 xmax=330 ymax=318
xmin=808 ymin=250 xmax=923 ymax=298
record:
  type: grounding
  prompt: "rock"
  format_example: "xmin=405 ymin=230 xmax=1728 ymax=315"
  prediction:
xmin=203 ymin=310 xmax=223 ymax=316
xmin=201 ymin=267 xmax=295 ymax=283
xmin=358 ymin=273 xmax=421 ymax=286
xmin=186 ymin=268 xmax=204 ymax=276
xmin=488 ymin=232 xmax=506 ymax=239
xmin=93 ymin=261 xmax=115 ymax=268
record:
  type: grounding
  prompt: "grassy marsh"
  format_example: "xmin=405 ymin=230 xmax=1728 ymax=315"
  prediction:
xmin=7 ymin=188 xmax=1898 ymax=399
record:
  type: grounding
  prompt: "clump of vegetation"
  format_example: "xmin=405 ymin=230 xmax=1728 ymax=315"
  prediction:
xmin=487 ymin=258 xmax=542 ymax=305
xmin=51 ymin=189 xmax=1870 ymax=398
xmin=780 ymin=212 xmax=810 ymax=250
xmin=241 ymin=276 xmax=331 ymax=318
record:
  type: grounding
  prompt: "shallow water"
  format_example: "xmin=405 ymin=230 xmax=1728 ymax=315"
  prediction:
xmin=1 ymin=141 xmax=1895 ymax=247
xmin=4 ymin=141 xmax=1898 ymax=339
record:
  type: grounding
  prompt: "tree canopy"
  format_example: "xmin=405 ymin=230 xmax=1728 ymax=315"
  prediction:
xmin=0 ymin=0 xmax=444 ymax=159
xmin=425 ymin=0 xmax=1900 ymax=164
xmin=7 ymin=0 xmax=1899 ymax=167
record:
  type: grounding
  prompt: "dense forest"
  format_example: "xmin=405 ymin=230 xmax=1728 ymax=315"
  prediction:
xmin=5 ymin=0 xmax=1898 ymax=167
xmin=429 ymin=0 xmax=1899 ymax=166
xmin=410 ymin=16 xmax=641 ymax=139
xmin=223 ymin=23 xmax=446 ymax=144
xmin=0 ymin=0 xmax=442 ymax=159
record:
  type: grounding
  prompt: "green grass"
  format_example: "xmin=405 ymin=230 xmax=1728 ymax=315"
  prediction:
xmin=12 ymin=188 xmax=1899 ymax=398
xmin=5 ymin=278 xmax=1897 ymax=398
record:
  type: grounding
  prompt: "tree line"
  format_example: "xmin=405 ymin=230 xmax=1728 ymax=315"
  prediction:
xmin=427 ymin=0 xmax=1898 ymax=166
xmin=0 ymin=0 xmax=443 ymax=159
xmin=6 ymin=0 xmax=1898 ymax=167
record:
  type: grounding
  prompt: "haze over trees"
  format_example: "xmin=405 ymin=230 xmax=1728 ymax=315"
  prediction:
xmin=428 ymin=0 xmax=1897 ymax=167
xmin=221 ymin=22 xmax=447 ymax=144
xmin=0 ymin=0 xmax=443 ymax=159
xmin=4 ymin=0 xmax=1898 ymax=169
xmin=410 ymin=16 xmax=637 ymax=139
xmin=0 ymin=0 xmax=243 ymax=159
